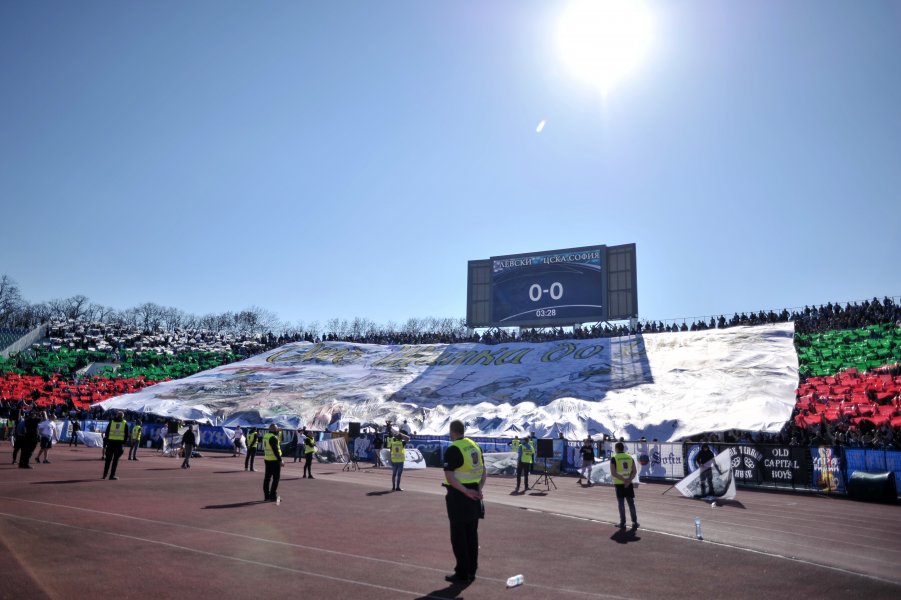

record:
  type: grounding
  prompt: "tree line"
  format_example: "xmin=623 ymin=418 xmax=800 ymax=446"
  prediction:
xmin=0 ymin=274 xmax=468 ymax=340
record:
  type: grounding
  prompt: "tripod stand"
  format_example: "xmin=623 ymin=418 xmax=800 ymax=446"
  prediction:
xmin=342 ymin=438 xmax=360 ymax=472
xmin=342 ymin=452 xmax=359 ymax=472
xmin=533 ymin=457 xmax=557 ymax=492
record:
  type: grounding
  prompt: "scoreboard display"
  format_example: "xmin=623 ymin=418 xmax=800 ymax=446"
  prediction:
xmin=467 ymin=243 xmax=637 ymax=328
xmin=492 ymin=247 xmax=604 ymax=326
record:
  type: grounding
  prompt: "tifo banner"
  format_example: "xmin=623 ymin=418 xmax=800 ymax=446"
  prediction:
xmin=483 ymin=452 xmax=518 ymax=476
xmin=97 ymin=324 xmax=798 ymax=440
xmin=675 ymin=449 xmax=736 ymax=500
xmin=811 ymin=447 xmax=845 ymax=494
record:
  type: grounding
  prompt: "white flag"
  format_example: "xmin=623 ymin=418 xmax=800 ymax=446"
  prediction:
xmin=675 ymin=449 xmax=736 ymax=500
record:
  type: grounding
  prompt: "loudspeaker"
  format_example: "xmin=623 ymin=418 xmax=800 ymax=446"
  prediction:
xmin=348 ymin=422 xmax=361 ymax=438
xmin=536 ymin=438 xmax=554 ymax=459
xmin=847 ymin=471 xmax=897 ymax=504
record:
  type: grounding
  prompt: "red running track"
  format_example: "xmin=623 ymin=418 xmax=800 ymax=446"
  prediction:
xmin=1 ymin=446 xmax=899 ymax=599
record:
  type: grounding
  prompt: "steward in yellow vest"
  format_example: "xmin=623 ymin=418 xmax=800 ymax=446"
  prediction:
xmin=442 ymin=419 xmax=485 ymax=583
xmin=262 ymin=424 xmax=284 ymax=502
xmin=389 ymin=431 xmax=410 ymax=491
xmin=611 ymin=442 xmax=639 ymax=529
xmin=102 ymin=412 xmax=128 ymax=480
xmin=128 ymin=420 xmax=143 ymax=461
xmin=301 ymin=432 xmax=316 ymax=479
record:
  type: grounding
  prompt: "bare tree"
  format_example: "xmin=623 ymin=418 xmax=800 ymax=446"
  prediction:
xmin=0 ymin=275 xmax=24 ymax=327
xmin=161 ymin=306 xmax=185 ymax=332
xmin=134 ymin=302 xmax=165 ymax=331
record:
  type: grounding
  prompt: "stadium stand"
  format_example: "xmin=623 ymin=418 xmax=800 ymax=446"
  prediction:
xmin=0 ymin=327 xmax=29 ymax=352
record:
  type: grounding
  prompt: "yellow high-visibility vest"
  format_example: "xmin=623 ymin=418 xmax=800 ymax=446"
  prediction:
xmin=263 ymin=432 xmax=282 ymax=461
xmin=108 ymin=421 xmax=127 ymax=441
xmin=444 ymin=437 xmax=484 ymax=486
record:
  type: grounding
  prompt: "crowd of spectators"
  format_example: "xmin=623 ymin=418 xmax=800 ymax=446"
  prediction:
xmin=41 ymin=319 xmax=281 ymax=357
xmin=3 ymin=297 xmax=899 ymax=451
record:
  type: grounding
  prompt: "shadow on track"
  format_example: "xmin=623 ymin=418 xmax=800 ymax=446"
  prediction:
xmin=414 ymin=580 xmax=471 ymax=599
xmin=610 ymin=527 xmax=641 ymax=544
xmin=202 ymin=500 xmax=270 ymax=509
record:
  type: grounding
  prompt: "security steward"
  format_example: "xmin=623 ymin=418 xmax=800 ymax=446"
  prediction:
xmin=262 ymin=424 xmax=285 ymax=502
xmin=102 ymin=412 xmax=129 ymax=480
xmin=128 ymin=419 xmax=142 ymax=461
xmin=442 ymin=419 xmax=485 ymax=583
xmin=515 ymin=434 xmax=535 ymax=493
xmin=389 ymin=431 xmax=409 ymax=491
xmin=245 ymin=428 xmax=260 ymax=472
xmin=302 ymin=431 xmax=316 ymax=479
xmin=611 ymin=441 xmax=639 ymax=529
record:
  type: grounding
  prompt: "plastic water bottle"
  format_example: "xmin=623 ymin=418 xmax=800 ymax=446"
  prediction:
xmin=506 ymin=574 xmax=524 ymax=588
xmin=694 ymin=517 xmax=703 ymax=540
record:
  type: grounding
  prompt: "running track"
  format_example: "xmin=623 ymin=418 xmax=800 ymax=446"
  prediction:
xmin=1 ymin=446 xmax=899 ymax=599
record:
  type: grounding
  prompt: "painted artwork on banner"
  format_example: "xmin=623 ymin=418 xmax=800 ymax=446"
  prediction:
xmin=483 ymin=452 xmax=518 ymax=476
xmin=97 ymin=324 xmax=798 ymax=441
xmin=811 ymin=447 xmax=845 ymax=494
xmin=675 ymin=449 xmax=736 ymax=500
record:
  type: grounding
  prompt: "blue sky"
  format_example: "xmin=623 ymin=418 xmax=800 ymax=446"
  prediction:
xmin=2 ymin=1 xmax=899 ymax=329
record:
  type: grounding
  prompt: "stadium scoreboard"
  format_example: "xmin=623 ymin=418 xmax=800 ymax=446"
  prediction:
xmin=466 ymin=243 xmax=637 ymax=328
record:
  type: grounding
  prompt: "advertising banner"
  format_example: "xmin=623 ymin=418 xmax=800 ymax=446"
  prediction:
xmin=811 ymin=447 xmax=845 ymax=494
xmin=759 ymin=446 xmax=809 ymax=487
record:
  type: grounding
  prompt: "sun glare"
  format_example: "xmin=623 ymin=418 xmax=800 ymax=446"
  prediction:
xmin=557 ymin=0 xmax=654 ymax=95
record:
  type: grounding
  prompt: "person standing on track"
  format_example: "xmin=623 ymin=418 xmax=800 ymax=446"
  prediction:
xmin=34 ymin=412 xmax=58 ymax=464
xmin=302 ymin=430 xmax=316 ymax=479
xmin=262 ymin=424 xmax=284 ymax=502
xmin=442 ymin=419 xmax=485 ymax=583
xmin=68 ymin=418 xmax=80 ymax=447
xmin=389 ymin=431 xmax=410 ymax=491
xmin=232 ymin=426 xmax=245 ymax=457
xmin=514 ymin=434 xmax=535 ymax=493
xmin=181 ymin=423 xmax=196 ymax=469
xmin=695 ymin=443 xmax=716 ymax=497
xmin=18 ymin=411 xmax=40 ymax=469
xmin=611 ymin=442 xmax=639 ymax=529
xmin=245 ymin=428 xmax=260 ymax=471
xmin=372 ymin=431 xmax=384 ymax=468
xmin=128 ymin=419 xmax=142 ymax=461
xmin=102 ymin=411 xmax=128 ymax=480
xmin=577 ymin=437 xmax=595 ymax=486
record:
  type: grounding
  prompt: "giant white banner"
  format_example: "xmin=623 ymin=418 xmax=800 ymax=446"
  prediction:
xmin=98 ymin=324 xmax=798 ymax=441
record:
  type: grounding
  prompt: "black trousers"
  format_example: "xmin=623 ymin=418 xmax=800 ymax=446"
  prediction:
xmin=103 ymin=442 xmax=124 ymax=477
xmin=516 ymin=461 xmax=532 ymax=489
xmin=18 ymin=436 xmax=37 ymax=468
xmin=303 ymin=453 xmax=313 ymax=477
xmin=245 ymin=447 xmax=257 ymax=470
xmin=446 ymin=487 xmax=480 ymax=578
xmin=263 ymin=460 xmax=281 ymax=500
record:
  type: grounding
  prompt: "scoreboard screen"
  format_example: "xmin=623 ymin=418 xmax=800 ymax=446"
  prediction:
xmin=491 ymin=247 xmax=605 ymax=326
xmin=467 ymin=243 xmax=637 ymax=328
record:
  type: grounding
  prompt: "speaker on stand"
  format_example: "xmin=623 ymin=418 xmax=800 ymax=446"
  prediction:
xmin=533 ymin=439 xmax=557 ymax=492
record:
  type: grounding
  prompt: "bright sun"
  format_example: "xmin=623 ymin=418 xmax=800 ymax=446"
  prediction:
xmin=557 ymin=0 xmax=654 ymax=95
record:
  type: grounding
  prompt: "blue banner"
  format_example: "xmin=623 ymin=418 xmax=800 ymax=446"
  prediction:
xmin=845 ymin=448 xmax=901 ymax=494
